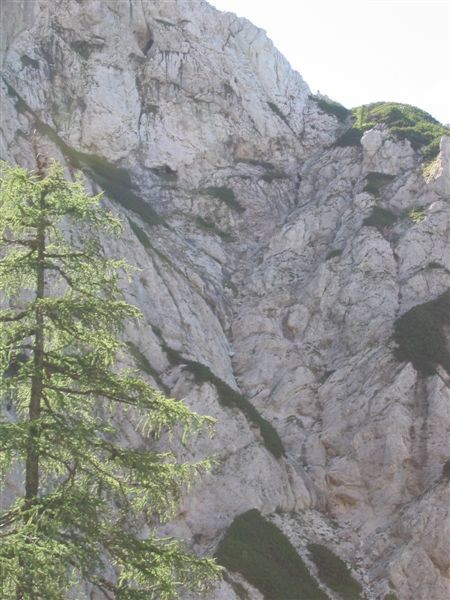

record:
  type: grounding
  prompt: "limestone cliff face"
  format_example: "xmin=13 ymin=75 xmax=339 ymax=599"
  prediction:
xmin=1 ymin=1 xmax=450 ymax=599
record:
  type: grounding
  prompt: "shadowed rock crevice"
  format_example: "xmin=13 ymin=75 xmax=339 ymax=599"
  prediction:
xmin=2 ymin=1 xmax=450 ymax=598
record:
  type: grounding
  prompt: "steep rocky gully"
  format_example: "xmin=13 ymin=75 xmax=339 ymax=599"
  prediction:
xmin=1 ymin=1 xmax=449 ymax=599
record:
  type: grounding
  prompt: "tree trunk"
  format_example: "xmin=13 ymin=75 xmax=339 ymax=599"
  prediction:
xmin=24 ymin=220 xmax=45 ymax=502
xmin=18 ymin=194 xmax=46 ymax=599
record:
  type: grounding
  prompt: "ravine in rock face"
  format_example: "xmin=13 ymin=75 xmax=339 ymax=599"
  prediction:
xmin=2 ymin=1 xmax=450 ymax=598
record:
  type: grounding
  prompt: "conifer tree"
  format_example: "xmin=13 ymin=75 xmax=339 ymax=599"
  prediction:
xmin=0 ymin=159 xmax=220 ymax=599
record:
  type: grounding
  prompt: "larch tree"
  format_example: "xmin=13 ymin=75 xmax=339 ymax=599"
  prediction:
xmin=0 ymin=159 xmax=220 ymax=599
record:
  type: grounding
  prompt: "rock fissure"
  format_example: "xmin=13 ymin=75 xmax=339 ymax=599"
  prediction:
xmin=2 ymin=1 xmax=450 ymax=598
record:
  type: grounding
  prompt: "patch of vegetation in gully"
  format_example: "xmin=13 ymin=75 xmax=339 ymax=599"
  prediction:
xmin=394 ymin=290 xmax=450 ymax=376
xmin=307 ymin=543 xmax=363 ymax=600
xmin=216 ymin=510 xmax=328 ymax=600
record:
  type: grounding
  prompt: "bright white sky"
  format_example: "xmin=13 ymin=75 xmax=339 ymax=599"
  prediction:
xmin=209 ymin=0 xmax=450 ymax=124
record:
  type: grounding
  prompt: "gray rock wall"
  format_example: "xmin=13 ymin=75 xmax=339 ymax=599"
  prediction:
xmin=1 ymin=1 xmax=449 ymax=598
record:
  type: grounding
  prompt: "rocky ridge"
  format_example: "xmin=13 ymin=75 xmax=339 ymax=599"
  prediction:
xmin=1 ymin=1 xmax=450 ymax=599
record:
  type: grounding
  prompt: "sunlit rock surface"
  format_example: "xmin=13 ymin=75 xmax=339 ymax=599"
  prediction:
xmin=1 ymin=1 xmax=449 ymax=598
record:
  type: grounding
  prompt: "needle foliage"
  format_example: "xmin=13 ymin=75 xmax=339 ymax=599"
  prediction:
xmin=0 ymin=160 xmax=220 ymax=599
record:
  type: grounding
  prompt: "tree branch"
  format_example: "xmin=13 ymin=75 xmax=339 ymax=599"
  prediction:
xmin=1 ymin=236 xmax=37 ymax=248
xmin=0 ymin=310 xmax=29 ymax=322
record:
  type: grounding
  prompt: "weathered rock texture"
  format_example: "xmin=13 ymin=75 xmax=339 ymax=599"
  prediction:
xmin=1 ymin=1 xmax=449 ymax=599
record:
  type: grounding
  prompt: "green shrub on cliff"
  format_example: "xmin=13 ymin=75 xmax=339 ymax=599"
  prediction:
xmin=339 ymin=102 xmax=449 ymax=159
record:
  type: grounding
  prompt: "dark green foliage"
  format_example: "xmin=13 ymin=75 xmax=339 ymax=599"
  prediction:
xmin=312 ymin=96 xmax=351 ymax=122
xmin=391 ymin=125 xmax=433 ymax=150
xmin=0 ymin=161 xmax=220 ymax=598
xmin=384 ymin=594 xmax=398 ymax=600
xmin=203 ymin=186 xmax=245 ymax=212
xmin=20 ymin=55 xmax=39 ymax=69
xmin=352 ymin=102 xmax=449 ymax=161
xmin=161 ymin=346 xmax=285 ymax=459
xmin=354 ymin=102 xmax=439 ymax=129
xmin=195 ymin=216 xmax=234 ymax=242
xmin=334 ymin=128 xmax=364 ymax=147
xmin=363 ymin=172 xmax=394 ymax=196
xmin=127 ymin=217 xmax=151 ymax=247
xmin=394 ymin=290 xmax=450 ymax=376
xmin=326 ymin=249 xmax=343 ymax=260
xmin=421 ymin=138 xmax=443 ymax=162
xmin=216 ymin=510 xmax=328 ymax=600
xmin=363 ymin=207 xmax=397 ymax=229
xmin=267 ymin=101 xmax=290 ymax=126
xmin=307 ymin=543 xmax=363 ymax=600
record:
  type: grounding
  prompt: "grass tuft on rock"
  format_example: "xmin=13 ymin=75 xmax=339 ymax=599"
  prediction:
xmin=408 ymin=208 xmax=426 ymax=223
xmin=394 ymin=289 xmax=450 ymax=376
xmin=216 ymin=510 xmax=328 ymax=600
xmin=307 ymin=543 xmax=363 ymax=600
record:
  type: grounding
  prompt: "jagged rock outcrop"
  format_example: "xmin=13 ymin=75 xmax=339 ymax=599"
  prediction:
xmin=1 ymin=1 xmax=449 ymax=599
